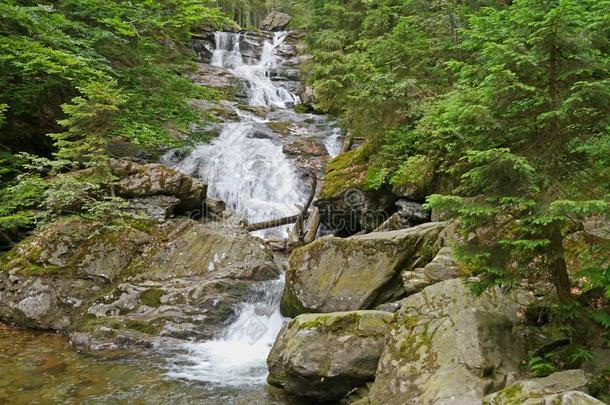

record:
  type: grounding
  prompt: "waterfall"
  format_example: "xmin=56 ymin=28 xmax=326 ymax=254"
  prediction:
xmin=166 ymin=31 xmax=309 ymax=388
xmin=167 ymin=278 xmax=285 ymax=386
xmin=211 ymin=32 xmax=299 ymax=108
xmin=172 ymin=32 xmax=305 ymax=236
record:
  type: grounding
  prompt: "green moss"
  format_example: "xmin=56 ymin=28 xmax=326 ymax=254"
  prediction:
xmin=20 ymin=263 xmax=62 ymax=276
xmin=280 ymin=283 xmax=310 ymax=318
xmin=490 ymin=383 xmax=524 ymax=404
xmin=139 ymin=288 xmax=165 ymax=308
xmin=319 ymin=146 xmax=369 ymax=199
xmin=266 ymin=121 xmax=293 ymax=135
xmin=124 ymin=319 xmax=160 ymax=335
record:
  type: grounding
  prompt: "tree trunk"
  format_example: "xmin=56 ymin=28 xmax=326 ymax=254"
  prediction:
xmin=548 ymin=222 xmax=573 ymax=304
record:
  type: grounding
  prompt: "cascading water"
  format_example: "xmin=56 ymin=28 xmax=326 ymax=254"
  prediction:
xmin=166 ymin=31 xmax=308 ymax=388
xmin=211 ymin=32 xmax=299 ymax=108
xmin=167 ymin=278 xmax=285 ymax=386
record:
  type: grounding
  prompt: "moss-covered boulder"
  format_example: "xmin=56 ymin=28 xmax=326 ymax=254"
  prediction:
xmin=368 ymin=278 xmax=532 ymax=405
xmin=280 ymin=222 xmax=446 ymax=317
xmin=0 ymin=217 xmax=280 ymax=346
xmin=483 ymin=370 xmax=603 ymax=405
xmin=267 ymin=310 xmax=393 ymax=401
xmin=316 ymin=147 xmax=396 ymax=234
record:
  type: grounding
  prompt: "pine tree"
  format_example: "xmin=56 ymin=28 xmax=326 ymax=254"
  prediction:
xmin=427 ymin=0 xmax=610 ymax=303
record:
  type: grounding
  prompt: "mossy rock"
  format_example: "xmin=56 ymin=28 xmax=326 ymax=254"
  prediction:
xmin=281 ymin=222 xmax=446 ymax=317
xmin=319 ymin=146 xmax=369 ymax=199
xmin=267 ymin=311 xmax=393 ymax=401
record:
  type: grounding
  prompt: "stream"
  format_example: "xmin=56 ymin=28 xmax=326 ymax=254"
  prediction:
xmin=0 ymin=30 xmax=341 ymax=404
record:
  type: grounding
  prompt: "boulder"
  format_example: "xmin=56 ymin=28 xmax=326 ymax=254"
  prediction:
xmin=402 ymin=246 xmax=461 ymax=295
xmin=374 ymin=200 xmax=431 ymax=232
xmin=260 ymin=12 xmax=292 ymax=31
xmin=281 ymin=222 xmax=446 ymax=317
xmin=0 ymin=217 xmax=281 ymax=345
xmin=282 ymin=139 xmax=328 ymax=157
xmin=297 ymin=85 xmax=315 ymax=110
xmin=127 ymin=195 xmax=181 ymax=222
xmin=111 ymin=159 xmax=207 ymax=212
xmin=368 ymin=278 xmax=531 ymax=405
xmin=483 ymin=370 xmax=603 ymax=405
xmin=316 ymin=147 xmax=396 ymax=234
xmin=267 ymin=311 xmax=393 ymax=401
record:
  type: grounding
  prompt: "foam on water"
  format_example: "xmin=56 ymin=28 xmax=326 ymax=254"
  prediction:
xmin=167 ymin=278 xmax=285 ymax=386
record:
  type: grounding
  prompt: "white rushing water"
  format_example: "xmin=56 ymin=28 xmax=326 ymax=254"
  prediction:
xmin=211 ymin=31 xmax=299 ymax=108
xmin=167 ymin=278 xmax=285 ymax=386
xmin=166 ymin=31 xmax=305 ymax=388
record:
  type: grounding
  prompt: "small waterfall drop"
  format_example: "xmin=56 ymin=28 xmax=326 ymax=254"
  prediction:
xmin=211 ymin=32 xmax=299 ymax=108
xmin=167 ymin=278 xmax=285 ymax=386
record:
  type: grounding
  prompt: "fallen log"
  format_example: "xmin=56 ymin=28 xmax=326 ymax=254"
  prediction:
xmin=247 ymin=173 xmax=317 ymax=232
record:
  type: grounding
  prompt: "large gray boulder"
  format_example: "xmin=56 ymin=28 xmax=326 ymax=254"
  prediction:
xmin=260 ymin=12 xmax=292 ymax=31
xmin=280 ymin=222 xmax=446 ymax=317
xmin=368 ymin=278 xmax=531 ymax=405
xmin=267 ymin=310 xmax=393 ymax=401
xmin=483 ymin=370 xmax=603 ymax=405
xmin=111 ymin=159 xmax=207 ymax=212
xmin=0 ymin=217 xmax=280 ymax=346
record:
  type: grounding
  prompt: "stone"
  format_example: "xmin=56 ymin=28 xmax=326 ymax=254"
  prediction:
xmin=374 ymin=200 xmax=431 ymax=232
xmin=267 ymin=311 xmax=393 ymax=401
xmin=483 ymin=370 xmax=603 ymax=405
xmin=127 ymin=195 xmax=181 ymax=222
xmin=402 ymin=246 xmax=461 ymax=295
xmin=260 ymin=12 xmax=292 ymax=31
xmin=316 ymin=147 xmax=396 ymax=234
xmin=111 ymin=159 xmax=207 ymax=212
xmin=282 ymin=139 xmax=328 ymax=157
xmin=368 ymin=278 xmax=532 ymax=405
xmin=298 ymin=85 xmax=315 ymax=110
xmin=0 ymin=217 xmax=281 ymax=345
xmin=281 ymin=222 xmax=446 ymax=317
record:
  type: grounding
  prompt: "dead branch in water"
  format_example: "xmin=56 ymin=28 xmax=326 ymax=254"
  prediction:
xmin=246 ymin=172 xmax=317 ymax=232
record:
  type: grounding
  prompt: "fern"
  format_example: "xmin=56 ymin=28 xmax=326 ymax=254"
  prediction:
xmin=528 ymin=355 xmax=556 ymax=378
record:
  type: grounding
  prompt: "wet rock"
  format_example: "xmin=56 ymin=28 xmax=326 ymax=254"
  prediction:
xmin=189 ymin=99 xmax=240 ymax=122
xmin=190 ymin=33 xmax=215 ymax=63
xmin=297 ymin=85 xmax=315 ymax=110
xmin=368 ymin=278 xmax=531 ymax=405
xmin=70 ymin=332 xmax=92 ymax=349
xmin=190 ymin=63 xmax=240 ymax=90
xmin=282 ymin=139 xmax=328 ymax=157
xmin=280 ymin=222 xmax=446 ymax=317
xmin=0 ymin=217 xmax=281 ymax=345
xmin=111 ymin=159 xmax=207 ymax=212
xmin=483 ymin=370 xmax=602 ymax=404
xmin=267 ymin=311 xmax=393 ymax=401
xmin=260 ymin=12 xmax=292 ymax=31
xmin=127 ymin=196 xmax=181 ymax=222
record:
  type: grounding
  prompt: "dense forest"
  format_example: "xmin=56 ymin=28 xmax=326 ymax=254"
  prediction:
xmin=0 ymin=0 xmax=609 ymax=403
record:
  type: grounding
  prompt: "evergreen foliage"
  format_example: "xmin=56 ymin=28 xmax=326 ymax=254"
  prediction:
xmin=308 ymin=0 xmax=609 ymax=308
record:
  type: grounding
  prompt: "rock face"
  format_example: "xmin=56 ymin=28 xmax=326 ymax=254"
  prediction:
xmin=402 ymin=246 xmax=461 ymax=295
xmin=280 ymin=222 xmax=446 ymax=317
xmin=483 ymin=370 xmax=603 ymax=405
xmin=0 ymin=217 xmax=280 ymax=346
xmin=368 ymin=278 xmax=531 ymax=405
xmin=111 ymin=159 xmax=207 ymax=212
xmin=267 ymin=310 xmax=393 ymax=401
xmin=316 ymin=147 xmax=397 ymax=234
xmin=260 ymin=12 xmax=292 ymax=31
xmin=375 ymin=200 xmax=431 ymax=232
